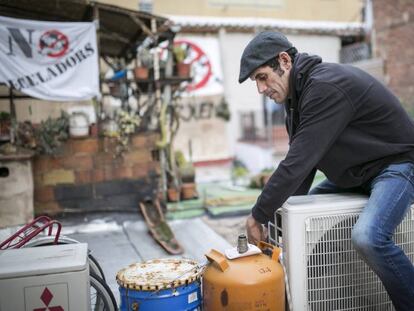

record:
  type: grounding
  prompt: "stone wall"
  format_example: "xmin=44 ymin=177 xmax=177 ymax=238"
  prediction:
xmin=372 ymin=0 xmax=414 ymax=112
xmin=0 ymin=155 xmax=34 ymax=228
xmin=33 ymin=132 xmax=160 ymax=214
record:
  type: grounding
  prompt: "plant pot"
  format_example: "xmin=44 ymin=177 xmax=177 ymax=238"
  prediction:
xmin=176 ymin=62 xmax=191 ymax=78
xmin=181 ymin=183 xmax=198 ymax=200
xmin=179 ymin=164 xmax=195 ymax=183
xmin=261 ymin=174 xmax=271 ymax=187
xmin=109 ymin=84 xmax=121 ymax=97
xmin=167 ymin=188 xmax=180 ymax=202
xmin=0 ymin=119 xmax=11 ymax=141
xmin=90 ymin=123 xmax=98 ymax=137
xmin=134 ymin=66 xmax=149 ymax=79
xmin=69 ymin=112 xmax=89 ymax=138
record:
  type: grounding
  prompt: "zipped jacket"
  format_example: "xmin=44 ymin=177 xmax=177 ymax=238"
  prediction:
xmin=252 ymin=53 xmax=414 ymax=224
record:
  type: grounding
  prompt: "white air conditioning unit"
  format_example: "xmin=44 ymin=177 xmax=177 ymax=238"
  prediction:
xmin=269 ymin=194 xmax=414 ymax=311
xmin=0 ymin=243 xmax=90 ymax=311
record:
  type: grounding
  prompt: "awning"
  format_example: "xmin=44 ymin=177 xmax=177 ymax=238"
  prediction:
xmin=0 ymin=0 xmax=172 ymax=60
xmin=169 ymin=15 xmax=364 ymax=36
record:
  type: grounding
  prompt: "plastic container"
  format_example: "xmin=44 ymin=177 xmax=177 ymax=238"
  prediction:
xmin=69 ymin=112 xmax=89 ymax=138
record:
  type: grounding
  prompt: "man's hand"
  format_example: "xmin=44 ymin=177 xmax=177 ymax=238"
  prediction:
xmin=246 ymin=214 xmax=265 ymax=245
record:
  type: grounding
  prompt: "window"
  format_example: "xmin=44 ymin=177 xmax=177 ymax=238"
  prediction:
xmin=263 ymin=96 xmax=285 ymax=126
xmin=240 ymin=111 xmax=257 ymax=140
xmin=139 ymin=0 xmax=153 ymax=13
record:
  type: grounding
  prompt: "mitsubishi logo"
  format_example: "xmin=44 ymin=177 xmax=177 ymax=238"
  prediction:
xmin=24 ymin=282 xmax=69 ymax=311
xmin=33 ymin=287 xmax=64 ymax=311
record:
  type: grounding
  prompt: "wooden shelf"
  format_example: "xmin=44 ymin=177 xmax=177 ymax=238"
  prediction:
xmin=105 ymin=76 xmax=191 ymax=85
xmin=133 ymin=76 xmax=192 ymax=85
xmin=105 ymin=76 xmax=192 ymax=96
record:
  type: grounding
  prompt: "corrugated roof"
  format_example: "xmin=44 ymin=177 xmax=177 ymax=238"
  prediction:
xmin=169 ymin=15 xmax=365 ymax=36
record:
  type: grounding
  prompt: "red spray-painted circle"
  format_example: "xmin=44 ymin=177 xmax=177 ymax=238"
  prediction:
xmin=173 ymin=39 xmax=213 ymax=92
xmin=38 ymin=30 xmax=69 ymax=58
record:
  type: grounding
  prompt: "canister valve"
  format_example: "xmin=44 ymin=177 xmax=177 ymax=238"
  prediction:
xmin=237 ymin=234 xmax=248 ymax=254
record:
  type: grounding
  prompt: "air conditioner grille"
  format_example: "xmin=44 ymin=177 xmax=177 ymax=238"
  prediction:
xmin=305 ymin=209 xmax=414 ymax=311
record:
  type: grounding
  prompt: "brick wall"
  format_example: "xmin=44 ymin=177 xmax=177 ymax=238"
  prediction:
xmin=372 ymin=0 xmax=414 ymax=111
xmin=272 ymin=125 xmax=289 ymax=155
xmin=33 ymin=132 xmax=160 ymax=214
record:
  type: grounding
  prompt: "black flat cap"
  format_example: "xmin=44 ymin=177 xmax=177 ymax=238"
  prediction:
xmin=239 ymin=31 xmax=293 ymax=83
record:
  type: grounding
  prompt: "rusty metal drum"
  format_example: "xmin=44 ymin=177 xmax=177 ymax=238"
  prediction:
xmin=116 ymin=258 xmax=202 ymax=311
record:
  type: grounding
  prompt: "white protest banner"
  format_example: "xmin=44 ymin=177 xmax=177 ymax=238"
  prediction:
xmin=0 ymin=15 xmax=100 ymax=101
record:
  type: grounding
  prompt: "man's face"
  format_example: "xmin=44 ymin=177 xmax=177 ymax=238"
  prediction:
xmin=250 ymin=55 xmax=291 ymax=104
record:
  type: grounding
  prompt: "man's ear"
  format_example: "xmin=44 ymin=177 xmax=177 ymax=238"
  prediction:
xmin=279 ymin=52 xmax=292 ymax=70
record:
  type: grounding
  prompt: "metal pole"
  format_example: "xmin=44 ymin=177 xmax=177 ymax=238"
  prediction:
xmin=9 ymin=87 xmax=16 ymax=120
xmin=92 ymin=4 xmax=103 ymax=124
xmin=9 ymin=87 xmax=16 ymax=144
xmin=151 ymin=18 xmax=168 ymax=199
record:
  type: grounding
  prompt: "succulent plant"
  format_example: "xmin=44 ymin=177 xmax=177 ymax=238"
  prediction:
xmin=172 ymin=45 xmax=187 ymax=64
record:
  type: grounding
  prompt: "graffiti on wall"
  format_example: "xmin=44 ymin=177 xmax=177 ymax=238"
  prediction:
xmin=174 ymin=36 xmax=224 ymax=97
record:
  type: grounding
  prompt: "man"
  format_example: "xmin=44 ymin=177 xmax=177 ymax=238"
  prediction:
xmin=239 ymin=30 xmax=414 ymax=310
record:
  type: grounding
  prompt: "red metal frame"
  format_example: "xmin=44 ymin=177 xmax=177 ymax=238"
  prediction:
xmin=0 ymin=216 xmax=62 ymax=250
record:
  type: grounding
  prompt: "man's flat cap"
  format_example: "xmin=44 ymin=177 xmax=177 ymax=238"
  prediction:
xmin=239 ymin=31 xmax=293 ymax=83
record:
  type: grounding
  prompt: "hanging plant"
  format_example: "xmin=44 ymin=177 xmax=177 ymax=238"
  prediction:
xmin=35 ymin=111 xmax=70 ymax=155
xmin=114 ymin=110 xmax=140 ymax=157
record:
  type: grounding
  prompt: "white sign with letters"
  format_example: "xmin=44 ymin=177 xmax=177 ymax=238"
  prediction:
xmin=0 ymin=15 xmax=100 ymax=101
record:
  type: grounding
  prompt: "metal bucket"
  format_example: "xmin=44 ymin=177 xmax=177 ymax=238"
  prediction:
xmin=117 ymin=258 xmax=202 ymax=311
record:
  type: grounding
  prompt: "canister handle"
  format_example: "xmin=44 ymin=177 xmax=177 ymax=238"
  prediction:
xmin=205 ymin=249 xmax=229 ymax=272
xmin=257 ymin=241 xmax=281 ymax=262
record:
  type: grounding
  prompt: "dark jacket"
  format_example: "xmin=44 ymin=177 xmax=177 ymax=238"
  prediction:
xmin=252 ymin=53 xmax=414 ymax=224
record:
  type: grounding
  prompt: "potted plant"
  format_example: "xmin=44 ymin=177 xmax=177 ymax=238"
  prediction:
xmin=249 ymin=168 xmax=274 ymax=189
xmin=175 ymin=150 xmax=198 ymax=200
xmin=167 ymin=185 xmax=181 ymax=202
xmin=173 ymin=45 xmax=191 ymax=78
xmin=231 ymin=159 xmax=250 ymax=187
xmin=0 ymin=112 xmax=11 ymax=141
xmin=167 ymin=170 xmax=181 ymax=202
xmin=134 ymin=48 xmax=152 ymax=79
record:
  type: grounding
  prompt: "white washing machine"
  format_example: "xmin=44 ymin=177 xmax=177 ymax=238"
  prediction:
xmin=0 ymin=243 xmax=90 ymax=311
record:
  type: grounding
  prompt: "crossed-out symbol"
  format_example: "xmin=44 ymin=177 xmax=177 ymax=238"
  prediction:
xmin=33 ymin=287 xmax=64 ymax=311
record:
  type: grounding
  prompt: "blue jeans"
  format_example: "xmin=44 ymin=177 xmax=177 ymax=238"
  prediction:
xmin=309 ymin=162 xmax=414 ymax=311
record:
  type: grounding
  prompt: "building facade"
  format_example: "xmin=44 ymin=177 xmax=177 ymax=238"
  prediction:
xmin=371 ymin=0 xmax=414 ymax=114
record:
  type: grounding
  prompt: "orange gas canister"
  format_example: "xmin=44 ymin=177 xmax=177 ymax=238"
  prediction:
xmin=202 ymin=239 xmax=285 ymax=311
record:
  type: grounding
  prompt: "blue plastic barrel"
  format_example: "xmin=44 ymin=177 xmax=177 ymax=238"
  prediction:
xmin=119 ymin=280 xmax=201 ymax=311
xmin=117 ymin=258 xmax=203 ymax=311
